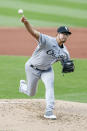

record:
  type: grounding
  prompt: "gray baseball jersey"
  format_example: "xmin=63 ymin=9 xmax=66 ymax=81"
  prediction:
xmin=28 ymin=33 xmax=70 ymax=70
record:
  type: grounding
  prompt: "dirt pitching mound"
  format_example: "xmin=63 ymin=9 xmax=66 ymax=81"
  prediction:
xmin=0 ymin=99 xmax=87 ymax=131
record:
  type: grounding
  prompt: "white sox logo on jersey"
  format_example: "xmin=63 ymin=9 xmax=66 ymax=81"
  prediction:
xmin=46 ymin=49 xmax=68 ymax=61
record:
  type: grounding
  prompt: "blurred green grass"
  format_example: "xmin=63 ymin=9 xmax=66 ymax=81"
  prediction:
xmin=0 ymin=0 xmax=87 ymax=27
xmin=0 ymin=55 xmax=87 ymax=103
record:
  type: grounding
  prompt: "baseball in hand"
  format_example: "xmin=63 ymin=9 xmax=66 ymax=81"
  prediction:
xmin=18 ymin=9 xmax=23 ymax=14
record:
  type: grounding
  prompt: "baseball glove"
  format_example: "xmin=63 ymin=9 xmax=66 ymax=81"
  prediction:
xmin=62 ymin=60 xmax=75 ymax=73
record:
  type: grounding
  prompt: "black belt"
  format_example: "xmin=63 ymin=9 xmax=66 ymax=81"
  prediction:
xmin=30 ymin=65 xmax=45 ymax=71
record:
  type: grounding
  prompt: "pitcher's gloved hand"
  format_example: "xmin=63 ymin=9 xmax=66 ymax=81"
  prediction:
xmin=62 ymin=60 xmax=75 ymax=73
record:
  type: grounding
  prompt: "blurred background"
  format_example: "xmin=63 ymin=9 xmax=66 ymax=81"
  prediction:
xmin=0 ymin=0 xmax=87 ymax=27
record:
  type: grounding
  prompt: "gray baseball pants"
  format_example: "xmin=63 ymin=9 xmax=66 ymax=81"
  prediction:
xmin=24 ymin=61 xmax=55 ymax=112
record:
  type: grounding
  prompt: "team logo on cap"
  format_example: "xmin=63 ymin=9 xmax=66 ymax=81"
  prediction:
xmin=65 ymin=26 xmax=68 ymax=31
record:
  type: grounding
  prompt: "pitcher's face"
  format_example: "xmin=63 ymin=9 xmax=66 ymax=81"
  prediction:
xmin=57 ymin=33 xmax=69 ymax=43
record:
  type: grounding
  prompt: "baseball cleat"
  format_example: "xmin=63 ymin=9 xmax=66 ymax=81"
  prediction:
xmin=44 ymin=111 xmax=56 ymax=120
xmin=19 ymin=80 xmax=27 ymax=93
xmin=20 ymin=80 xmax=26 ymax=85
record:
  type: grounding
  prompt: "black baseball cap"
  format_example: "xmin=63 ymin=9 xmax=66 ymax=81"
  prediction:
xmin=57 ymin=26 xmax=72 ymax=35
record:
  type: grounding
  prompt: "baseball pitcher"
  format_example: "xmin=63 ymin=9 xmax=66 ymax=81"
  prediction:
xmin=19 ymin=16 xmax=74 ymax=120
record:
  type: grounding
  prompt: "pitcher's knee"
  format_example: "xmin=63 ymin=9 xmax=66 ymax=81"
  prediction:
xmin=26 ymin=90 xmax=35 ymax=96
xmin=28 ymin=90 xmax=36 ymax=96
xmin=27 ymin=87 xmax=36 ymax=96
xmin=29 ymin=92 xmax=35 ymax=96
